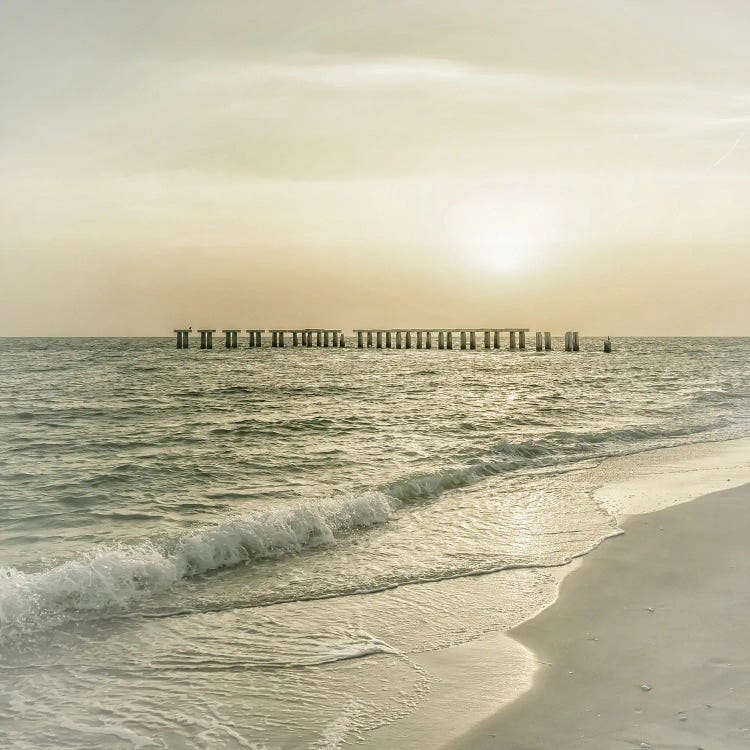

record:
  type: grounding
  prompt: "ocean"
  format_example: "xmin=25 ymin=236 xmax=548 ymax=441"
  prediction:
xmin=1 ymin=336 xmax=749 ymax=749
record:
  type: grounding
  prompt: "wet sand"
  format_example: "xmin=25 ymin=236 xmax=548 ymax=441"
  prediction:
xmin=447 ymin=483 xmax=750 ymax=750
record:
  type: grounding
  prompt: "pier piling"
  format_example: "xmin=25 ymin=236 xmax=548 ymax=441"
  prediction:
xmin=535 ymin=331 xmax=543 ymax=351
xmin=174 ymin=329 xmax=190 ymax=348
xmin=470 ymin=331 xmax=477 ymax=350
xmin=545 ymin=331 xmax=552 ymax=351
xmin=223 ymin=329 xmax=240 ymax=348
xmin=198 ymin=329 xmax=215 ymax=349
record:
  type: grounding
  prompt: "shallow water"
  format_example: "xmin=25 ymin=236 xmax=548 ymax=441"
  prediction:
xmin=1 ymin=336 xmax=749 ymax=748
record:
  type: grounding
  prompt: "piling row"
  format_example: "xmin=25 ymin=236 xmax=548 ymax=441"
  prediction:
xmin=174 ymin=327 xmax=596 ymax=351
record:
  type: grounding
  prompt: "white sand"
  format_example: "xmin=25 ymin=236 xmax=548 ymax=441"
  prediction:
xmin=447 ymin=482 xmax=750 ymax=749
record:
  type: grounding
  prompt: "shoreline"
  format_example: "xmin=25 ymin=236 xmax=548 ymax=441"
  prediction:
xmin=446 ymin=480 xmax=750 ymax=749
xmin=361 ymin=437 xmax=750 ymax=749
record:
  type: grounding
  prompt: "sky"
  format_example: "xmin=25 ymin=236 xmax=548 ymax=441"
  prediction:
xmin=1 ymin=0 xmax=749 ymax=336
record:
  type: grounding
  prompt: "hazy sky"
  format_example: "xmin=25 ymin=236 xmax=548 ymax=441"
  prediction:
xmin=2 ymin=1 xmax=749 ymax=335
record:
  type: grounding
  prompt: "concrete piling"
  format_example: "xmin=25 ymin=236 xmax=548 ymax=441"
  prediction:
xmin=333 ymin=331 xmax=339 ymax=347
xmin=470 ymin=331 xmax=477 ymax=350
xmin=386 ymin=331 xmax=392 ymax=348
xmin=494 ymin=331 xmax=501 ymax=349
xmin=417 ymin=331 xmax=423 ymax=349
xmin=339 ymin=333 xmax=345 ymax=348
xmin=565 ymin=332 xmax=572 ymax=352
xmin=357 ymin=331 xmax=364 ymax=348
xmin=426 ymin=331 xmax=432 ymax=349
xmin=535 ymin=331 xmax=543 ymax=351
xmin=484 ymin=331 xmax=491 ymax=349
xmin=175 ymin=329 xmax=190 ymax=348
xmin=604 ymin=337 xmax=612 ymax=353
xmin=438 ymin=332 xmax=445 ymax=350
xmin=545 ymin=331 xmax=552 ymax=351
xmin=367 ymin=331 xmax=373 ymax=348
xmin=446 ymin=331 xmax=453 ymax=350
xmin=377 ymin=331 xmax=383 ymax=348
xmin=460 ymin=331 xmax=467 ymax=349
xmin=198 ymin=329 xmax=215 ymax=349
xmin=519 ymin=331 xmax=526 ymax=350
xmin=406 ymin=331 xmax=412 ymax=349
xmin=223 ymin=329 xmax=240 ymax=348
xmin=396 ymin=331 xmax=402 ymax=349
xmin=510 ymin=331 xmax=517 ymax=350
xmin=572 ymin=331 xmax=580 ymax=352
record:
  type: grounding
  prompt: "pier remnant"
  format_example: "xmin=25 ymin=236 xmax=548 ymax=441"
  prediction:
xmin=535 ymin=331 xmax=543 ymax=351
xmin=510 ymin=331 xmax=517 ymax=350
xmin=572 ymin=332 xmax=580 ymax=352
xmin=198 ymin=329 xmax=215 ymax=349
xmin=544 ymin=331 xmax=552 ymax=351
xmin=604 ymin=337 xmax=612 ymax=353
xmin=223 ymin=329 xmax=240 ymax=348
xmin=174 ymin=329 xmax=190 ymax=348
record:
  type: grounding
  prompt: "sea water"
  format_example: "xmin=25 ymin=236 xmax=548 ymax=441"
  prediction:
xmin=1 ymin=337 xmax=749 ymax=748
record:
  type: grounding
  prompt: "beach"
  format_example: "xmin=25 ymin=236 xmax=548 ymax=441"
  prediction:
xmin=448 ymin=481 xmax=750 ymax=750
xmin=1 ymin=338 xmax=749 ymax=749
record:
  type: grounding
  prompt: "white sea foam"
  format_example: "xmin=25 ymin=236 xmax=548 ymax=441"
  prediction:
xmin=0 ymin=490 xmax=399 ymax=635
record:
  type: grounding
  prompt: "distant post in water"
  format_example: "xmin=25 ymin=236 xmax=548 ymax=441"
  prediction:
xmin=293 ymin=331 xmax=299 ymax=347
xmin=484 ymin=331 xmax=491 ymax=349
xmin=494 ymin=331 xmax=501 ymax=349
xmin=604 ymin=337 xmax=612 ymax=353
xmin=438 ymin=331 xmax=445 ymax=350
xmin=223 ymin=329 xmax=240 ymax=348
xmin=333 ymin=331 xmax=339 ymax=347
xmin=198 ymin=329 xmax=215 ymax=349
xmin=339 ymin=333 xmax=345 ymax=348
xmin=446 ymin=331 xmax=453 ymax=350
xmin=426 ymin=331 xmax=432 ymax=349
xmin=396 ymin=331 xmax=402 ymax=349
xmin=317 ymin=331 xmax=323 ymax=347
xmin=357 ymin=331 xmax=364 ymax=349
xmin=417 ymin=331 xmax=423 ymax=349
xmin=405 ymin=331 xmax=412 ymax=349
xmin=367 ymin=331 xmax=373 ymax=348
xmin=565 ymin=332 xmax=572 ymax=352
xmin=278 ymin=331 xmax=285 ymax=348
xmin=509 ymin=331 xmax=517 ymax=350
xmin=572 ymin=331 xmax=580 ymax=352
xmin=519 ymin=331 xmax=526 ymax=350
xmin=535 ymin=331 xmax=543 ymax=351
xmin=470 ymin=331 xmax=477 ymax=350
xmin=460 ymin=331 xmax=467 ymax=349
xmin=544 ymin=331 xmax=552 ymax=351
xmin=386 ymin=331 xmax=392 ymax=348
xmin=175 ymin=329 xmax=190 ymax=348
xmin=377 ymin=331 xmax=383 ymax=348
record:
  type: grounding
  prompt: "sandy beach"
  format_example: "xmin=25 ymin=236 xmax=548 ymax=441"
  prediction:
xmin=447 ymin=482 xmax=750 ymax=750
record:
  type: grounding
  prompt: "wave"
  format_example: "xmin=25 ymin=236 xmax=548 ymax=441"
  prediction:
xmin=0 ymin=418 xmax=731 ymax=639
xmin=0 ymin=491 xmax=398 ymax=637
